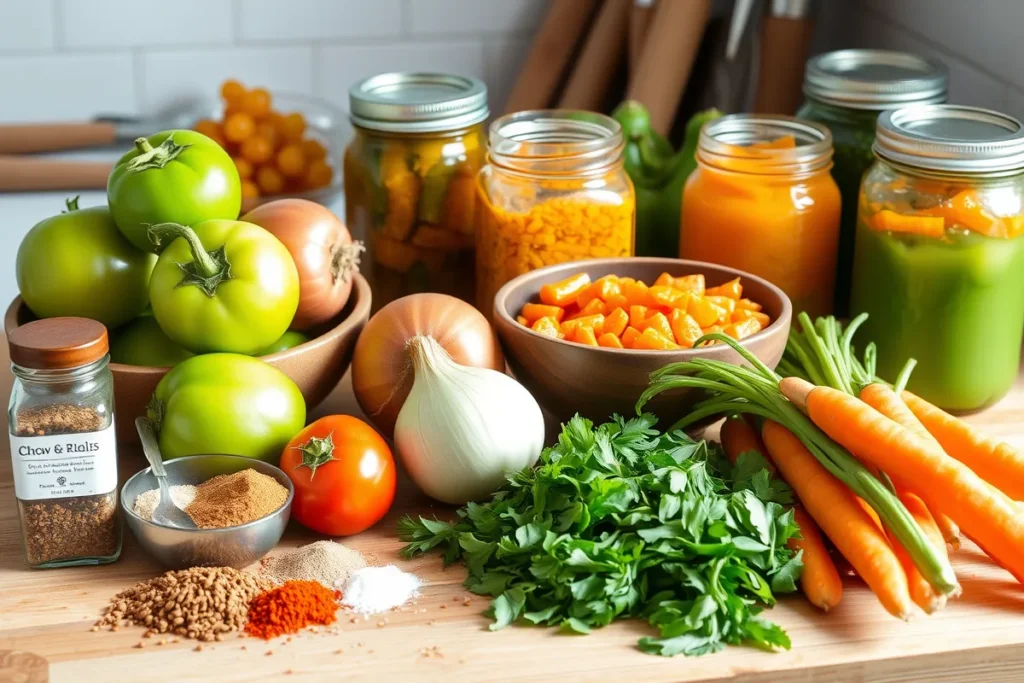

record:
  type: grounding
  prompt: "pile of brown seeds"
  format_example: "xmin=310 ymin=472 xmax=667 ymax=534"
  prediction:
xmin=95 ymin=567 xmax=273 ymax=642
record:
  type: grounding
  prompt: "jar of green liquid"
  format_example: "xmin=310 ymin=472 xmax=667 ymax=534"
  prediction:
xmin=851 ymin=105 xmax=1024 ymax=412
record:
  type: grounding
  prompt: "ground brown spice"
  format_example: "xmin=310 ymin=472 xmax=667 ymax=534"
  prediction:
xmin=186 ymin=469 xmax=288 ymax=529
xmin=13 ymin=403 xmax=118 ymax=564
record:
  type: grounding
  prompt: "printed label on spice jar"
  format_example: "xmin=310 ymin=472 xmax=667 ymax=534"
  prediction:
xmin=9 ymin=423 xmax=117 ymax=501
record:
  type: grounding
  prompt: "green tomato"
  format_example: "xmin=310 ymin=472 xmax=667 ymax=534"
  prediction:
xmin=148 ymin=353 xmax=306 ymax=462
xmin=16 ymin=197 xmax=155 ymax=328
xmin=149 ymin=220 xmax=300 ymax=355
xmin=257 ymin=330 xmax=309 ymax=356
xmin=110 ymin=316 xmax=194 ymax=367
xmin=107 ymin=130 xmax=241 ymax=252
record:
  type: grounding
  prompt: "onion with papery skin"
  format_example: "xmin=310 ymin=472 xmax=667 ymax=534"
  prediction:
xmin=243 ymin=198 xmax=363 ymax=331
xmin=351 ymin=293 xmax=504 ymax=439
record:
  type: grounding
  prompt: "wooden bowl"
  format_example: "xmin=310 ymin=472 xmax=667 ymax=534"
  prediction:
xmin=492 ymin=258 xmax=792 ymax=428
xmin=5 ymin=274 xmax=371 ymax=444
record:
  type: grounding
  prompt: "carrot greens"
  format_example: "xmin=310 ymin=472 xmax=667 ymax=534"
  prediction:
xmin=399 ymin=414 xmax=801 ymax=656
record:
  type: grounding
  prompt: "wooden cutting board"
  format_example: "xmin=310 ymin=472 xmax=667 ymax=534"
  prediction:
xmin=2 ymin=345 xmax=1024 ymax=682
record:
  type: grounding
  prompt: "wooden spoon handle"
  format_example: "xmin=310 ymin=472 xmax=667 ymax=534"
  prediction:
xmin=0 ymin=122 xmax=118 ymax=154
xmin=0 ymin=156 xmax=112 ymax=192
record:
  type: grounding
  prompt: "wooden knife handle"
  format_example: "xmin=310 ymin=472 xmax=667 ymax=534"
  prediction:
xmin=0 ymin=156 xmax=113 ymax=192
xmin=0 ymin=122 xmax=118 ymax=155
xmin=753 ymin=16 xmax=815 ymax=115
xmin=559 ymin=0 xmax=632 ymax=110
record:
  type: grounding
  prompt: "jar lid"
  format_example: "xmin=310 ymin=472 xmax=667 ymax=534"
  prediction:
xmin=9 ymin=317 xmax=108 ymax=369
xmin=349 ymin=72 xmax=489 ymax=133
xmin=874 ymin=105 xmax=1024 ymax=175
xmin=804 ymin=49 xmax=948 ymax=110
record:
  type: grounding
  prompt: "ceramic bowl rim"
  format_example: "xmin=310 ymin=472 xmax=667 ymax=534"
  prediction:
xmin=4 ymin=273 xmax=371 ymax=374
xmin=492 ymin=257 xmax=793 ymax=358
xmin=120 ymin=453 xmax=295 ymax=533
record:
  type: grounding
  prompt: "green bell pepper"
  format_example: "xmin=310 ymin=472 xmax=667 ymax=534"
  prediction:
xmin=613 ymin=101 xmax=722 ymax=257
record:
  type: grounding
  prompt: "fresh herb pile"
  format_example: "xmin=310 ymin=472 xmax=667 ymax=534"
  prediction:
xmin=399 ymin=414 xmax=802 ymax=656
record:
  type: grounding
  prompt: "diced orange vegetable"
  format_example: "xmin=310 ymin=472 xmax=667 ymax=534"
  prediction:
xmin=603 ymin=307 xmax=629 ymax=338
xmin=621 ymin=326 xmax=642 ymax=348
xmin=521 ymin=303 xmax=565 ymax=325
xmin=705 ymin=295 xmax=736 ymax=319
xmin=540 ymin=273 xmax=591 ymax=307
xmin=649 ymin=285 xmax=686 ymax=308
xmin=577 ymin=275 xmax=620 ymax=308
xmin=573 ymin=325 xmax=599 ymax=346
xmin=621 ymin=280 xmax=650 ymax=307
xmin=562 ymin=313 xmax=604 ymax=336
xmin=633 ymin=327 xmax=679 ymax=350
xmin=672 ymin=274 xmax=705 ymax=296
xmin=705 ymin=277 xmax=742 ymax=299
xmin=871 ymin=209 xmax=945 ymax=237
xmin=570 ymin=297 xmax=606 ymax=318
xmin=629 ymin=305 xmax=649 ymax=329
xmin=752 ymin=135 xmax=796 ymax=149
xmin=924 ymin=189 xmax=1005 ymax=236
xmin=641 ymin=312 xmax=674 ymax=340
xmin=653 ymin=272 xmax=675 ymax=288
xmin=531 ymin=316 xmax=560 ymax=338
xmin=603 ymin=293 xmax=629 ymax=311
xmin=597 ymin=332 xmax=624 ymax=348
xmin=687 ymin=296 xmax=719 ymax=327
xmin=669 ymin=309 xmax=704 ymax=348
xmin=725 ymin=317 xmax=763 ymax=340
xmin=732 ymin=309 xmax=771 ymax=327
xmin=516 ymin=315 xmax=529 ymax=326
xmin=736 ymin=298 xmax=762 ymax=312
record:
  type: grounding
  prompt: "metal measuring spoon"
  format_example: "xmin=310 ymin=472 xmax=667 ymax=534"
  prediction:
xmin=135 ymin=417 xmax=196 ymax=529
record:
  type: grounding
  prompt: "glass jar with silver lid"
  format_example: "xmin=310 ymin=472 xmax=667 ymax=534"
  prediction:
xmin=343 ymin=72 xmax=488 ymax=311
xmin=851 ymin=104 xmax=1024 ymax=412
xmin=797 ymin=49 xmax=948 ymax=315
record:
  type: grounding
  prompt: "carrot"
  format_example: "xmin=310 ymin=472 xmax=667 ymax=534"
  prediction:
xmin=782 ymin=378 xmax=1024 ymax=584
xmin=640 ymin=312 xmax=674 ymax=341
xmin=632 ymin=328 xmax=679 ymax=350
xmin=705 ymin=277 xmax=742 ymax=299
xmin=570 ymin=297 xmax=606 ymax=318
xmin=687 ymin=296 xmax=719 ymax=327
xmin=719 ymin=417 xmax=841 ymax=611
xmin=902 ymin=390 xmax=1024 ymax=502
xmin=621 ymin=326 xmax=642 ymax=348
xmin=761 ymin=420 xmax=913 ymax=619
xmin=577 ymin=275 xmax=619 ymax=307
xmin=885 ymin=493 xmax=950 ymax=614
xmin=621 ymin=279 xmax=649 ymax=307
xmin=672 ymin=273 xmax=705 ymax=296
xmin=597 ymin=332 xmax=623 ymax=348
xmin=668 ymin=309 xmax=703 ymax=348
xmin=724 ymin=318 xmax=762 ymax=340
xmin=530 ymin=316 xmax=560 ymax=338
xmin=573 ymin=325 xmax=598 ymax=347
xmin=603 ymin=307 xmax=629 ymax=338
xmin=516 ymin=315 xmax=529 ymax=327
xmin=561 ymin=313 xmax=604 ymax=336
xmin=790 ymin=506 xmax=844 ymax=612
xmin=520 ymin=303 xmax=565 ymax=325
xmin=653 ymin=272 xmax=675 ymax=288
xmin=628 ymin=305 xmax=649 ymax=329
xmin=859 ymin=384 xmax=961 ymax=548
xmin=539 ymin=272 xmax=590 ymax=307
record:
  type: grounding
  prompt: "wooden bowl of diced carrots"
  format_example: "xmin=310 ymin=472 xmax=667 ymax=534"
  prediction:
xmin=492 ymin=258 xmax=792 ymax=426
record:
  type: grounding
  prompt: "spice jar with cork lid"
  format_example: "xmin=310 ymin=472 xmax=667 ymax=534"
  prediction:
xmin=8 ymin=317 xmax=121 ymax=568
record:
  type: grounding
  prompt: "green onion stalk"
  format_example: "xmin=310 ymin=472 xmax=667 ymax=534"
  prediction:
xmin=637 ymin=332 xmax=959 ymax=598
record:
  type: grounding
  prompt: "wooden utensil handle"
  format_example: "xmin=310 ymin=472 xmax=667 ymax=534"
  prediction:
xmin=0 ymin=122 xmax=118 ymax=155
xmin=0 ymin=156 xmax=112 ymax=191
xmin=753 ymin=16 xmax=815 ymax=114
xmin=559 ymin=0 xmax=632 ymax=110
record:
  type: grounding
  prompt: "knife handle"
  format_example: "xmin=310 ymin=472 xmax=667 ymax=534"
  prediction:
xmin=0 ymin=122 xmax=118 ymax=155
xmin=0 ymin=156 xmax=112 ymax=191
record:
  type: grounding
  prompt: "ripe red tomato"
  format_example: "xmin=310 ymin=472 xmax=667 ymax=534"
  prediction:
xmin=280 ymin=415 xmax=396 ymax=535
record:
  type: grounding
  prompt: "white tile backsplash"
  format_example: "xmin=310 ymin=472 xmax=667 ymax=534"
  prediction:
xmin=237 ymin=0 xmax=402 ymax=42
xmin=140 ymin=46 xmax=315 ymax=114
xmin=0 ymin=1 xmax=55 ymax=51
xmin=59 ymin=0 xmax=233 ymax=49
xmin=0 ymin=52 xmax=135 ymax=121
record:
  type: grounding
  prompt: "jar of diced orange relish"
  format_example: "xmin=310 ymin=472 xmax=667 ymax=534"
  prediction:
xmin=475 ymin=111 xmax=635 ymax=313
xmin=680 ymin=115 xmax=841 ymax=316
xmin=344 ymin=73 xmax=488 ymax=312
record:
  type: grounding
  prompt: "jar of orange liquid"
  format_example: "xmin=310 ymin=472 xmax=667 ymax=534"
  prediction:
xmin=680 ymin=115 xmax=841 ymax=316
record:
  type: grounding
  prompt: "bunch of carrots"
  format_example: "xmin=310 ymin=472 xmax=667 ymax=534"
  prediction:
xmin=518 ymin=271 xmax=770 ymax=350
xmin=641 ymin=313 xmax=1024 ymax=619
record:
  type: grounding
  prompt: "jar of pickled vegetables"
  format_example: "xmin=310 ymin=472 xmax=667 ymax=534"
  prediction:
xmin=476 ymin=111 xmax=635 ymax=312
xmin=344 ymin=73 xmax=488 ymax=310
xmin=851 ymin=105 xmax=1024 ymax=412
xmin=680 ymin=115 xmax=841 ymax=316
xmin=798 ymin=49 xmax=947 ymax=315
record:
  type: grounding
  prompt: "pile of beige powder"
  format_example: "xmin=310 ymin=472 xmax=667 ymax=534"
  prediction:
xmin=257 ymin=541 xmax=367 ymax=588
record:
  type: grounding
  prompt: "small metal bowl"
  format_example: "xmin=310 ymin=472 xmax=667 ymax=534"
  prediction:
xmin=121 ymin=454 xmax=294 ymax=570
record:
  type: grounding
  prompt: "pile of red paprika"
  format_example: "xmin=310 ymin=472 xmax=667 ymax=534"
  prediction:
xmin=245 ymin=580 xmax=340 ymax=640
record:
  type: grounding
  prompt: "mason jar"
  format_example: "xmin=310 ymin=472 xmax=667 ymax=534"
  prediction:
xmin=475 ymin=110 xmax=635 ymax=313
xmin=344 ymin=73 xmax=488 ymax=311
xmin=851 ymin=105 xmax=1024 ymax=411
xmin=8 ymin=317 xmax=121 ymax=568
xmin=798 ymin=49 xmax=947 ymax=314
xmin=680 ymin=114 xmax=841 ymax=317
